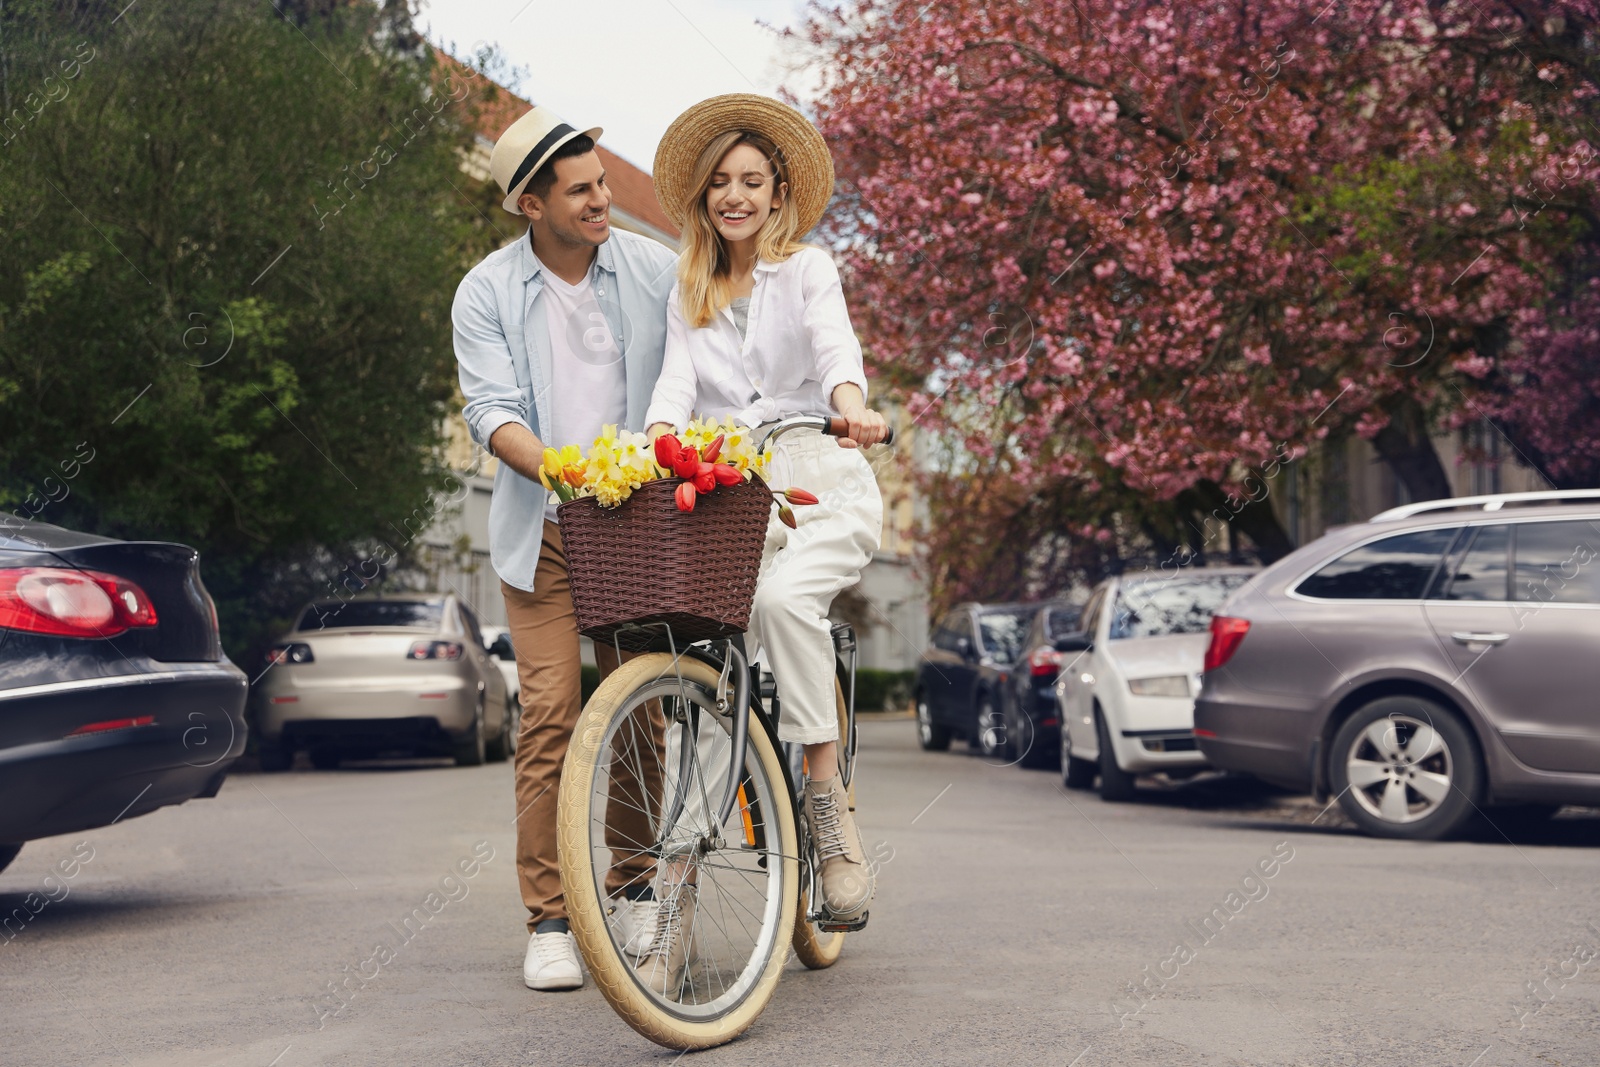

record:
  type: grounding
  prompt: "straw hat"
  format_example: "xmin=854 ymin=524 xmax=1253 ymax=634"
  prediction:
xmin=652 ymin=94 xmax=835 ymax=236
xmin=489 ymin=105 xmax=603 ymax=214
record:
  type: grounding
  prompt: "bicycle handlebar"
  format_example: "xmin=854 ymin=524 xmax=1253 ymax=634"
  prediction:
xmin=756 ymin=414 xmax=897 ymax=452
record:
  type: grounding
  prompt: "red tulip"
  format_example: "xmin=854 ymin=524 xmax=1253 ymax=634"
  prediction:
xmin=702 ymin=434 xmax=725 ymax=464
xmin=783 ymin=487 xmax=819 ymax=506
xmin=654 ymin=434 xmax=682 ymax=469
xmin=693 ymin=462 xmax=716 ymax=493
xmin=778 ymin=504 xmax=796 ymax=529
xmin=675 ymin=481 xmax=697 ymax=512
xmin=711 ymin=463 xmax=742 ymax=486
xmin=672 ymin=446 xmax=700 ymax=480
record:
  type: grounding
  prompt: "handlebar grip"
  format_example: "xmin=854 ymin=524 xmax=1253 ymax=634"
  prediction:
xmin=822 ymin=416 xmax=896 ymax=448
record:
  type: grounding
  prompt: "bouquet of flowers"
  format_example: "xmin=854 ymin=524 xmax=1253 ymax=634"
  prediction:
xmin=538 ymin=417 xmax=814 ymax=523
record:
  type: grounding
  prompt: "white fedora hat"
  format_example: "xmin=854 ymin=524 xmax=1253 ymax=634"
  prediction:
xmin=490 ymin=105 xmax=603 ymax=215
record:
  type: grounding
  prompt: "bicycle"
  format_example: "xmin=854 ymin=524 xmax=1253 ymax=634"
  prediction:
xmin=555 ymin=414 xmax=886 ymax=1050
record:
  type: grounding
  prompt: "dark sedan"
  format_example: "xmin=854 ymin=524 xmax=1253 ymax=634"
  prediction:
xmin=1000 ymin=600 xmax=1082 ymax=768
xmin=0 ymin=517 xmax=247 ymax=873
xmin=914 ymin=602 xmax=1037 ymax=758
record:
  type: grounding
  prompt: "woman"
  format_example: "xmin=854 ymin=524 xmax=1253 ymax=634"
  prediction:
xmin=639 ymin=93 xmax=887 ymax=992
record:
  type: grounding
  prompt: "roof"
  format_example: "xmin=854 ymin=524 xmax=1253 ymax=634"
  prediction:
xmin=433 ymin=49 xmax=679 ymax=243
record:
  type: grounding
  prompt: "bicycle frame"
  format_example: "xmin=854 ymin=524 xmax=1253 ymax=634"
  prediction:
xmin=602 ymin=411 xmax=885 ymax=924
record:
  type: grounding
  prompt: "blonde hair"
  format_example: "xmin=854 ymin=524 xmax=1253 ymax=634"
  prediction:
xmin=676 ymin=130 xmax=806 ymax=328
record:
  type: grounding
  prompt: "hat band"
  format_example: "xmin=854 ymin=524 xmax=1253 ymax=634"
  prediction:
xmin=508 ymin=123 xmax=578 ymax=198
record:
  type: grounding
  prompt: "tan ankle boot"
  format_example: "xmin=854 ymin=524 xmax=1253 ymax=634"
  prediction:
xmin=634 ymin=883 xmax=696 ymax=999
xmin=803 ymin=775 xmax=873 ymax=921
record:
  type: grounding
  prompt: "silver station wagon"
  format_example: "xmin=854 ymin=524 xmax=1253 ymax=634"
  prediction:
xmin=1195 ymin=490 xmax=1600 ymax=839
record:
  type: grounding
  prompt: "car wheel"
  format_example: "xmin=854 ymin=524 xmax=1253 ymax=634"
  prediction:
xmin=1061 ymin=725 xmax=1096 ymax=790
xmin=973 ymin=697 xmax=1006 ymax=758
xmin=1329 ymin=696 xmax=1482 ymax=841
xmin=258 ymin=740 xmax=293 ymax=773
xmin=1010 ymin=704 xmax=1050 ymax=769
xmin=453 ymin=698 xmax=487 ymax=767
xmin=0 ymin=843 xmax=22 ymax=875
xmin=485 ymin=697 xmax=514 ymax=763
xmin=309 ymin=747 xmax=342 ymax=771
xmin=915 ymin=692 xmax=950 ymax=751
xmin=1095 ymin=709 xmax=1137 ymax=802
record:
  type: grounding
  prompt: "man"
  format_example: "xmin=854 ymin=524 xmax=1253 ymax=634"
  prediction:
xmin=452 ymin=107 xmax=676 ymax=991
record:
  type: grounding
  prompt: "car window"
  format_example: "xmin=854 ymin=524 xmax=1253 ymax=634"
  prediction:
xmin=298 ymin=600 xmax=443 ymax=631
xmin=930 ymin=614 xmax=966 ymax=652
xmin=1080 ymin=588 xmax=1107 ymax=637
xmin=1513 ymin=520 xmax=1600 ymax=604
xmin=1296 ymin=528 xmax=1459 ymax=600
xmin=976 ymin=610 xmax=1031 ymax=664
xmin=1109 ymin=574 xmax=1253 ymax=639
xmin=1440 ymin=525 xmax=1509 ymax=601
xmin=1043 ymin=606 xmax=1081 ymax=639
xmin=457 ymin=602 xmax=485 ymax=647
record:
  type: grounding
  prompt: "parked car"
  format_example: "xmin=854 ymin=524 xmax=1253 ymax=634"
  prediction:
xmin=0 ymin=517 xmax=247 ymax=874
xmin=1195 ymin=490 xmax=1600 ymax=840
xmin=1056 ymin=567 xmax=1258 ymax=800
xmin=999 ymin=600 xmax=1082 ymax=768
xmin=914 ymin=602 xmax=1038 ymax=757
xmin=252 ymin=594 xmax=513 ymax=770
xmin=480 ymin=624 xmax=521 ymax=755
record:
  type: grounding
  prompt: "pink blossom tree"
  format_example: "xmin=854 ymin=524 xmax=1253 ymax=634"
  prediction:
xmin=805 ymin=0 xmax=1600 ymax=602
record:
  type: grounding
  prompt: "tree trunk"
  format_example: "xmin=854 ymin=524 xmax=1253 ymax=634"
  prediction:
xmin=1369 ymin=396 xmax=1454 ymax=501
xmin=1181 ymin=479 xmax=1296 ymax=565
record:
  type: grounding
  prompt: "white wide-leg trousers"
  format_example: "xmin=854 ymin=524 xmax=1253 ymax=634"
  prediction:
xmin=747 ymin=429 xmax=883 ymax=745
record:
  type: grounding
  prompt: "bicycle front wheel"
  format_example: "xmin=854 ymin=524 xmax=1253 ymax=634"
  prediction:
xmin=558 ymin=652 xmax=799 ymax=1050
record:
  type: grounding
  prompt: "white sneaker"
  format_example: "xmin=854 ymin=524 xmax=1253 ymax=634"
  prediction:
xmin=607 ymin=894 xmax=659 ymax=959
xmin=523 ymin=930 xmax=583 ymax=991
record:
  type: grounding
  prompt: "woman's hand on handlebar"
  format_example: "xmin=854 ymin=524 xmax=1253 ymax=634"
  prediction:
xmin=831 ymin=384 xmax=889 ymax=448
xmin=835 ymin=405 xmax=888 ymax=449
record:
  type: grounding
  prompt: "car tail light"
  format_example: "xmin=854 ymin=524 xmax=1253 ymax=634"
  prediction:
xmin=1204 ymin=616 xmax=1251 ymax=672
xmin=67 ymin=715 xmax=155 ymax=737
xmin=408 ymin=640 xmax=463 ymax=661
xmin=266 ymin=642 xmax=315 ymax=666
xmin=0 ymin=567 xmax=159 ymax=638
xmin=1029 ymin=646 xmax=1063 ymax=676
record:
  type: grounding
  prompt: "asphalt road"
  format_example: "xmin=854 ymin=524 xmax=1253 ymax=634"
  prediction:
xmin=4 ymin=718 xmax=1598 ymax=1067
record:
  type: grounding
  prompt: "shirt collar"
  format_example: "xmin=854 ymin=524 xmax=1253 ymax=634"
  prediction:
xmin=754 ymin=258 xmax=781 ymax=274
xmin=520 ymin=229 xmax=615 ymax=281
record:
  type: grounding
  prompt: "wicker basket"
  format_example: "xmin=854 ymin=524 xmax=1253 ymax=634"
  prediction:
xmin=556 ymin=475 xmax=774 ymax=652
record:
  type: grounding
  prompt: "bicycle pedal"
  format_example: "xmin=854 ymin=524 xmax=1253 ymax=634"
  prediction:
xmin=816 ymin=911 xmax=868 ymax=933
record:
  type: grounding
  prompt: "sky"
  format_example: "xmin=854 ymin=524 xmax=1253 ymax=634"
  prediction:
xmin=417 ymin=0 xmax=822 ymax=172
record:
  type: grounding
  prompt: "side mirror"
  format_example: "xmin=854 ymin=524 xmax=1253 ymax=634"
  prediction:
xmin=954 ymin=635 xmax=974 ymax=659
xmin=1053 ymin=632 xmax=1093 ymax=653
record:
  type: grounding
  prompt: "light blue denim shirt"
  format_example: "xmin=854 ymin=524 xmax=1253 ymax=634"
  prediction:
xmin=453 ymin=228 xmax=677 ymax=591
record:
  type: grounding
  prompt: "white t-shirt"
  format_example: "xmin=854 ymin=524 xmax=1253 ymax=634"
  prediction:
xmin=538 ymin=256 xmax=625 ymax=523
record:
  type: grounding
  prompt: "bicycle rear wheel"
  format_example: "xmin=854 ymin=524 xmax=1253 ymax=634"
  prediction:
xmin=791 ymin=677 xmax=852 ymax=970
xmin=558 ymin=653 xmax=799 ymax=1050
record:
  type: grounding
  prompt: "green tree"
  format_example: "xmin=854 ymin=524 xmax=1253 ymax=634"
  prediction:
xmin=0 ymin=0 xmax=501 ymax=659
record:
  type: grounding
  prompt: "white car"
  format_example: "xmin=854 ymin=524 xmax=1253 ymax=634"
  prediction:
xmin=253 ymin=595 xmax=515 ymax=770
xmin=481 ymin=625 xmax=521 ymax=754
xmin=1055 ymin=568 xmax=1258 ymax=800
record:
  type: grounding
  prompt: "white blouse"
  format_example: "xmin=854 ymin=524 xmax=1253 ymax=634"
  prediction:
xmin=644 ymin=247 xmax=869 ymax=430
